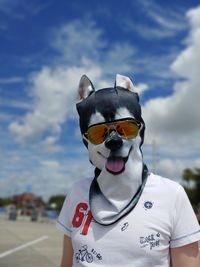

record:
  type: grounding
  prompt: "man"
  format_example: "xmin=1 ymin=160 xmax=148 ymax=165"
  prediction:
xmin=57 ymin=74 xmax=200 ymax=267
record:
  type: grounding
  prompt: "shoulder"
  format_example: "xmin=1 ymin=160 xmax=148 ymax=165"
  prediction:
xmin=66 ymin=177 xmax=93 ymax=202
xmin=146 ymin=173 xmax=187 ymax=209
xmin=147 ymin=172 xmax=183 ymax=194
xmin=145 ymin=173 xmax=190 ymax=218
xmin=69 ymin=177 xmax=93 ymax=192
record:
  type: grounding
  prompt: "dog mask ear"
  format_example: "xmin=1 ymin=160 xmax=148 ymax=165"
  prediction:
xmin=115 ymin=74 xmax=136 ymax=92
xmin=77 ymin=75 xmax=95 ymax=103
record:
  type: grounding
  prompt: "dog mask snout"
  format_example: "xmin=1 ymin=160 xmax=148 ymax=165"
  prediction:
xmin=105 ymin=131 xmax=123 ymax=151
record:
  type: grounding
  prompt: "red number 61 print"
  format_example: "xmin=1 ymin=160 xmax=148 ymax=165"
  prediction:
xmin=72 ymin=202 xmax=93 ymax=235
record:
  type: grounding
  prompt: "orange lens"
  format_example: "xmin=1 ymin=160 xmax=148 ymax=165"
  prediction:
xmin=86 ymin=120 xmax=140 ymax=145
xmin=116 ymin=120 xmax=139 ymax=139
xmin=87 ymin=124 xmax=107 ymax=144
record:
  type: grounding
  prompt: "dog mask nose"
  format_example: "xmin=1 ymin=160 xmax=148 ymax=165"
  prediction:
xmin=105 ymin=131 xmax=123 ymax=151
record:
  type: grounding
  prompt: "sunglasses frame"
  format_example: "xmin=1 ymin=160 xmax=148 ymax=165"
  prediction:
xmin=84 ymin=118 xmax=141 ymax=145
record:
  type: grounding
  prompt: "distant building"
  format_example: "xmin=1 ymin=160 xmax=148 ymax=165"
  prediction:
xmin=13 ymin=192 xmax=45 ymax=215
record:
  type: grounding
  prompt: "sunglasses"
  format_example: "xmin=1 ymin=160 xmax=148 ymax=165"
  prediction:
xmin=85 ymin=119 xmax=140 ymax=145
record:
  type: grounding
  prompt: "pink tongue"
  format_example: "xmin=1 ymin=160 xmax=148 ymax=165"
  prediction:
xmin=106 ymin=157 xmax=125 ymax=173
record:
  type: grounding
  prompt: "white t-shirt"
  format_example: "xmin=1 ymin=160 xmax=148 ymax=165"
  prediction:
xmin=56 ymin=173 xmax=200 ymax=267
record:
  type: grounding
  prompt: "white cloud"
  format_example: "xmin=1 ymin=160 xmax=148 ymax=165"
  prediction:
xmin=0 ymin=76 xmax=24 ymax=84
xmin=0 ymin=97 xmax=31 ymax=110
xmin=125 ymin=0 xmax=188 ymax=39
xmin=149 ymin=156 xmax=200 ymax=182
xmin=140 ymin=0 xmax=187 ymax=31
xmin=101 ymin=43 xmax=137 ymax=75
xmin=26 ymin=2 xmax=53 ymax=16
xmin=9 ymin=19 xmax=138 ymax=147
xmin=171 ymin=7 xmax=200 ymax=79
xmin=0 ymin=0 xmax=52 ymax=18
xmin=194 ymin=158 xmax=200 ymax=167
xmin=9 ymin=65 xmax=102 ymax=143
xmin=51 ymin=19 xmax=105 ymax=64
xmin=0 ymin=140 xmax=93 ymax=200
xmin=0 ymin=155 xmax=93 ymax=200
xmin=142 ymin=6 xmax=200 ymax=157
xmin=6 ymin=6 xmax=200 ymax=197
xmin=51 ymin=20 xmax=138 ymax=80
xmin=155 ymin=159 xmax=185 ymax=181
xmin=135 ymin=83 xmax=149 ymax=95
xmin=40 ymin=136 xmax=63 ymax=153
xmin=124 ymin=23 xmax=178 ymax=39
xmin=0 ymin=112 xmax=13 ymax=121
xmin=40 ymin=160 xmax=60 ymax=169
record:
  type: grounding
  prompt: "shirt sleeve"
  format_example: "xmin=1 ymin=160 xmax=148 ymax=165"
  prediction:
xmin=56 ymin=190 xmax=72 ymax=237
xmin=170 ymin=185 xmax=200 ymax=248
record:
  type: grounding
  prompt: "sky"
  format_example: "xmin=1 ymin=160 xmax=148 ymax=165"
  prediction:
xmin=0 ymin=0 xmax=200 ymax=201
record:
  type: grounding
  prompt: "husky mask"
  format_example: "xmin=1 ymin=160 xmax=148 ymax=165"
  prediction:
xmin=76 ymin=74 xmax=148 ymax=225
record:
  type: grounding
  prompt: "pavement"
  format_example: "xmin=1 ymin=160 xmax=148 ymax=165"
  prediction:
xmin=0 ymin=213 xmax=199 ymax=267
xmin=0 ymin=214 xmax=63 ymax=267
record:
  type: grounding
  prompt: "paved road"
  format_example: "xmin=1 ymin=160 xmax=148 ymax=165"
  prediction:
xmin=0 ymin=215 xmax=63 ymax=267
xmin=0 ymin=214 xmax=199 ymax=267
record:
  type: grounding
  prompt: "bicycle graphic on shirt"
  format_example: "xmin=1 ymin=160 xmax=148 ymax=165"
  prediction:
xmin=75 ymin=245 xmax=93 ymax=263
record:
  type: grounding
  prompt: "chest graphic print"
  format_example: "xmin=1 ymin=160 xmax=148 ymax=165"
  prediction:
xmin=72 ymin=203 xmax=103 ymax=263
xmin=140 ymin=232 xmax=161 ymax=250
xmin=72 ymin=202 xmax=93 ymax=235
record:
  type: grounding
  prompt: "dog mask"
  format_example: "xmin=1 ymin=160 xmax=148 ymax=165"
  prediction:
xmin=76 ymin=74 xmax=148 ymax=225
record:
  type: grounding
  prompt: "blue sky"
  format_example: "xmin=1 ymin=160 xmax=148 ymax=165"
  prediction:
xmin=0 ymin=0 xmax=200 ymax=200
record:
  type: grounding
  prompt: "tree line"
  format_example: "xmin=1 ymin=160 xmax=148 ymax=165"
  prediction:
xmin=183 ymin=167 xmax=200 ymax=222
